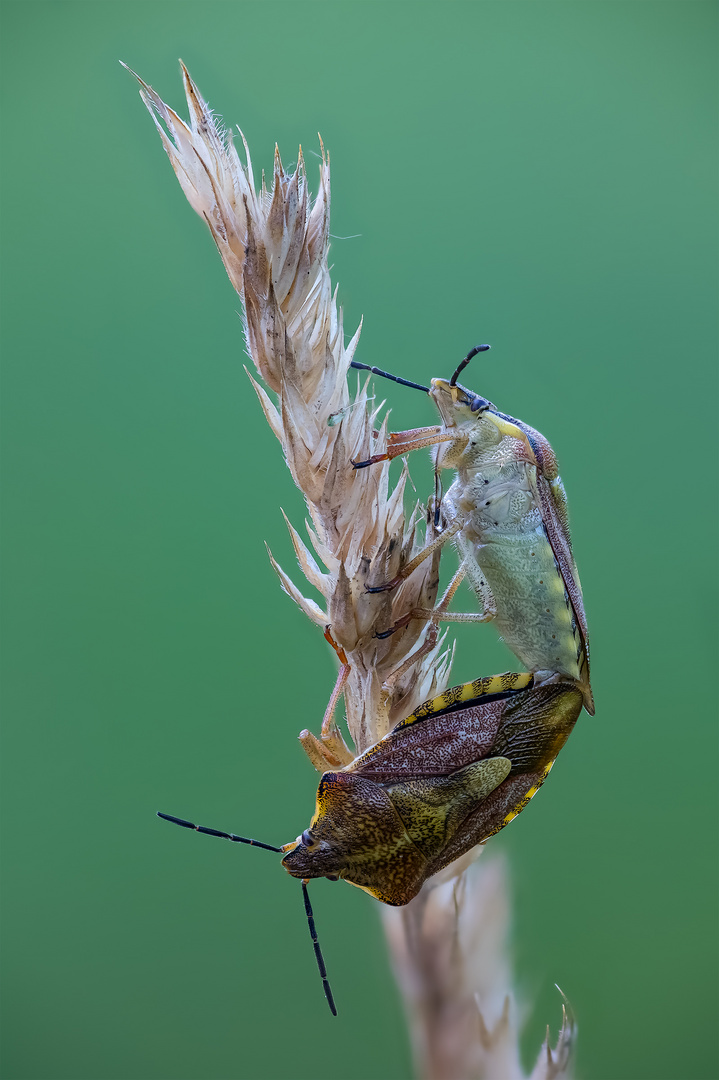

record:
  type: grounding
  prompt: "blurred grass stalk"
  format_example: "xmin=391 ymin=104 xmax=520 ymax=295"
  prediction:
xmin=127 ymin=62 xmax=575 ymax=1080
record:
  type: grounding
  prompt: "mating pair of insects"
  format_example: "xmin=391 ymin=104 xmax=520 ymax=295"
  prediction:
xmin=160 ymin=346 xmax=593 ymax=1015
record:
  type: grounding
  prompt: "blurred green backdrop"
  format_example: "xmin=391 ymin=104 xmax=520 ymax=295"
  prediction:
xmin=1 ymin=2 xmax=717 ymax=1078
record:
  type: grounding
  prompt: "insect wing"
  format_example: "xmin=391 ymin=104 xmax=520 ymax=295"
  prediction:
xmin=348 ymin=673 xmax=535 ymax=785
xmin=530 ymin=469 xmax=593 ymax=712
xmin=347 ymin=679 xmax=584 ymax=886
xmin=506 ymin=413 xmax=593 ymax=712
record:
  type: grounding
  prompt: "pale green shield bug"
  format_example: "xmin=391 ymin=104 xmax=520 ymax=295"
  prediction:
xmin=351 ymin=347 xmax=593 ymax=715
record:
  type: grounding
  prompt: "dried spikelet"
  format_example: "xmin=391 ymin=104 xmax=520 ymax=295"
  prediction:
xmin=528 ymin=996 xmax=576 ymax=1080
xmin=128 ymin=62 xmax=577 ymax=1080
xmin=125 ymin=59 xmax=451 ymax=754
xmin=383 ymin=856 xmax=576 ymax=1080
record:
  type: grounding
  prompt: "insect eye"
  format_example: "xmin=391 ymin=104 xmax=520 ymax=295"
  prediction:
xmin=470 ymin=395 xmax=488 ymax=413
xmin=301 ymin=829 xmax=315 ymax=848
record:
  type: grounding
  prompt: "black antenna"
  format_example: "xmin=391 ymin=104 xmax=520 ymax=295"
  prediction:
xmin=350 ymin=361 xmax=429 ymax=394
xmin=157 ymin=812 xmax=338 ymax=1016
xmin=449 ymin=344 xmax=491 ymax=387
xmin=302 ymin=880 xmax=338 ymax=1016
xmin=157 ymin=811 xmax=283 ymax=852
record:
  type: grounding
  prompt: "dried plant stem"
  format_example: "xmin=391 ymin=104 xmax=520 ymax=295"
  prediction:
xmin=124 ymin=59 xmax=455 ymax=754
xmin=383 ymin=855 xmax=575 ymax=1080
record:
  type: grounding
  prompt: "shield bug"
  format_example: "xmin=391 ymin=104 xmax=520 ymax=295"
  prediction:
xmin=159 ymin=670 xmax=583 ymax=1010
xmin=351 ymin=347 xmax=593 ymax=714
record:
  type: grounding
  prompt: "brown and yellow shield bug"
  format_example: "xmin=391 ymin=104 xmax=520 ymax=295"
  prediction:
xmin=159 ymin=669 xmax=582 ymax=1013
xmin=351 ymin=347 xmax=594 ymax=715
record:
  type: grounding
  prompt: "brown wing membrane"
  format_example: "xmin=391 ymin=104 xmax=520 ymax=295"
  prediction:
xmin=423 ymin=683 xmax=583 ymax=877
xmin=349 ymin=680 xmax=580 ymax=785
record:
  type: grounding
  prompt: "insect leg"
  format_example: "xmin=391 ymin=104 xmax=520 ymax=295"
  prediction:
xmin=301 ymin=880 xmax=337 ymax=1016
xmin=323 ymin=625 xmax=348 ymax=665
xmin=367 ymin=519 xmax=462 ymax=593
xmin=298 ymin=730 xmax=345 ymax=772
xmin=436 ymin=560 xmax=468 ymax=610
xmin=351 ymin=428 xmax=453 ymax=468
xmin=319 ymin=663 xmax=354 ymax=765
xmin=408 ymin=608 xmax=495 ymax=625
xmin=316 ymin=628 xmax=355 ymax=763
xmin=321 ymin=661 xmax=351 ymax=735
xmin=404 ymin=574 xmax=497 ymax=627
xmin=382 ymin=622 xmax=441 ymax=687
xmin=299 ymin=634 xmax=354 ymax=770
xmin=379 ymin=558 xmax=469 ymax=682
xmin=376 ymin=558 xmax=497 ymax=639
xmin=432 ymin=445 xmax=444 ymax=528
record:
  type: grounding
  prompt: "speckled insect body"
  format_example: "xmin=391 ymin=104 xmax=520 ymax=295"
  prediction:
xmin=432 ymin=376 xmax=592 ymax=711
xmin=282 ymin=671 xmax=582 ymax=904
xmin=160 ymin=669 xmax=582 ymax=1011
xmin=352 ymin=349 xmax=593 ymax=715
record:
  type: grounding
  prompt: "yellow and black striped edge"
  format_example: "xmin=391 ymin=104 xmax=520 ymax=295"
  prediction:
xmin=397 ymin=671 xmax=534 ymax=729
xmin=482 ymin=760 xmax=555 ymax=840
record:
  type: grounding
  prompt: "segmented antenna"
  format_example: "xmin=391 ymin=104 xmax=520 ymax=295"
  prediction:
xmin=157 ymin=812 xmax=283 ymax=852
xmin=157 ymin=812 xmax=338 ymax=1016
xmin=302 ymin=880 xmax=338 ymax=1016
xmin=449 ymin=344 xmax=491 ymax=387
xmin=350 ymin=361 xmax=429 ymax=393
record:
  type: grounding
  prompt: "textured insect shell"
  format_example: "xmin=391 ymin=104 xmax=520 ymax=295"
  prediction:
xmin=282 ymin=674 xmax=583 ymax=905
xmin=429 ymin=379 xmax=593 ymax=715
xmin=349 ymin=671 xmax=534 ymax=783
xmin=377 ymin=677 xmax=583 ymax=887
xmin=499 ymin=408 xmax=592 ymax=709
xmin=281 ymin=770 xmax=429 ymax=905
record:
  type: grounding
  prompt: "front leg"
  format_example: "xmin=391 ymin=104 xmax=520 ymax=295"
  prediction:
xmin=352 ymin=427 xmax=456 ymax=469
xmin=298 ymin=730 xmax=346 ymax=772
xmin=299 ymin=642 xmax=355 ymax=772
xmin=318 ymin=661 xmax=354 ymax=766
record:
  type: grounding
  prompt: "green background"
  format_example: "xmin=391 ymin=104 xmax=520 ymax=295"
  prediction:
xmin=1 ymin=2 xmax=717 ymax=1078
